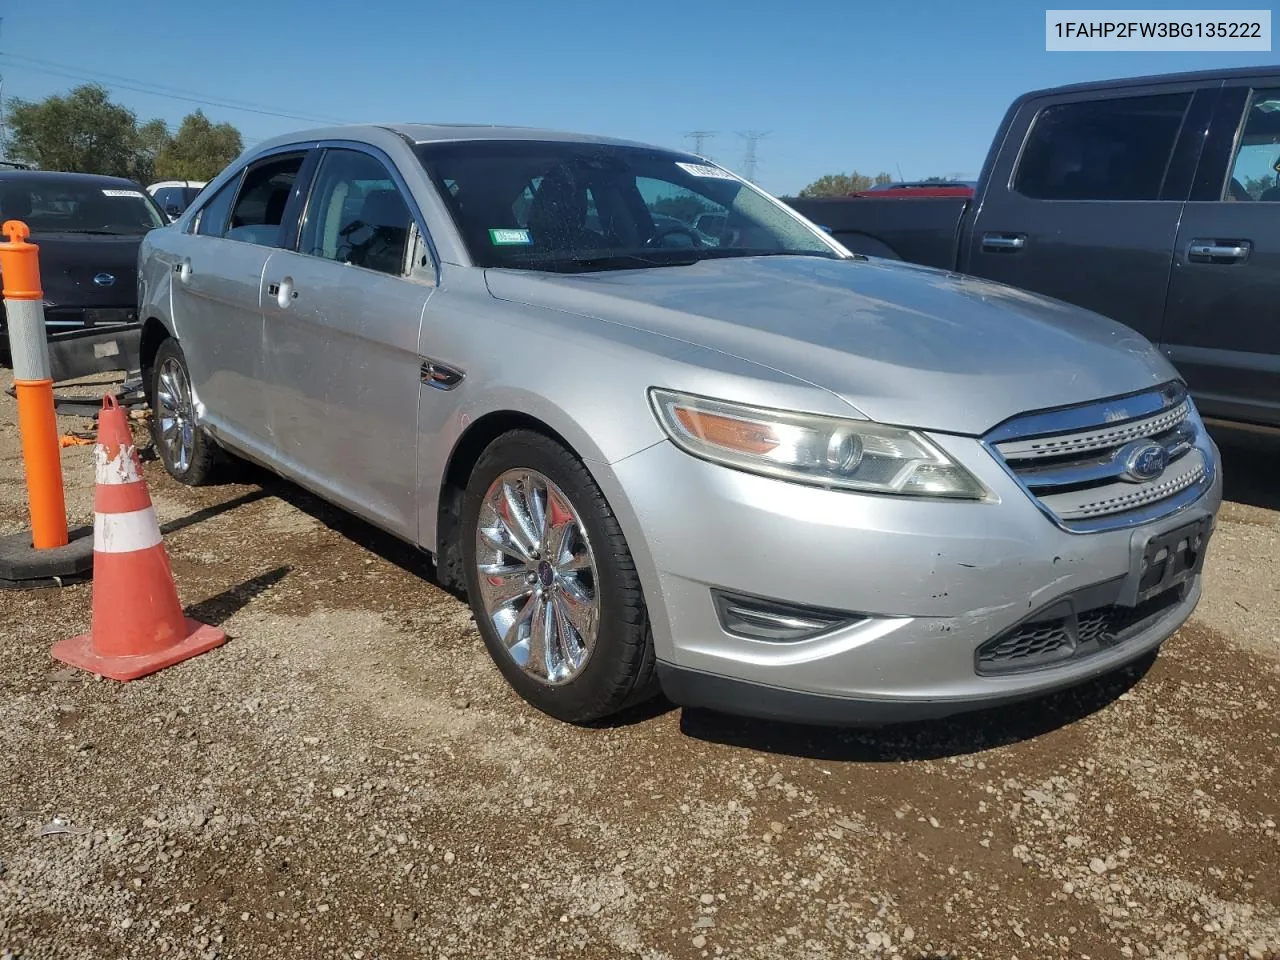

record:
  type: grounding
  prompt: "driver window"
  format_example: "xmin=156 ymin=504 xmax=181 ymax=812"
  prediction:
xmin=224 ymin=153 xmax=303 ymax=246
xmin=299 ymin=149 xmax=413 ymax=276
xmin=1224 ymin=89 xmax=1280 ymax=201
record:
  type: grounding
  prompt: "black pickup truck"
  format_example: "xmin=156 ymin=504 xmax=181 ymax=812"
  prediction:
xmin=786 ymin=64 xmax=1280 ymax=428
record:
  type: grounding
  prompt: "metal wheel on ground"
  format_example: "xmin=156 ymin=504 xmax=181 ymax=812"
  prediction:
xmin=461 ymin=430 xmax=658 ymax=723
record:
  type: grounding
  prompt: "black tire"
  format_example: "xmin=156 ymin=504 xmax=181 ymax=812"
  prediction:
xmin=148 ymin=337 xmax=223 ymax=486
xmin=460 ymin=430 xmax=659 ymax=724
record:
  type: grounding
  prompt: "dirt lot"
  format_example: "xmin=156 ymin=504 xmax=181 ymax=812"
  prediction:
xmin=1 ymin=368 xmax=1277 ymax=960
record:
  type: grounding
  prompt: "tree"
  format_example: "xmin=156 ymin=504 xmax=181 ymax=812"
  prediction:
xmin=651 ymin=195 xmax=712 ymax=222
xmin=154 ymin=110 xmax=243 ymax=182
xmin=1241 ymin=174 xmax=1278 ymax=199
xmin=133 ymin=119 xmax=171 ymax=185
xmin=7 ymin=84 xmax=142 ymax=177
xmin=3 ymin=85 xmax=245 ymax=185
xmin=797 ymin=170 xmax=893 ymax=197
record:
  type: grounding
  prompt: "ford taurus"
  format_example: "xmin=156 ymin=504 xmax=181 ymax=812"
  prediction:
xmin=136 ymin=124 xmax=1222 ymax=725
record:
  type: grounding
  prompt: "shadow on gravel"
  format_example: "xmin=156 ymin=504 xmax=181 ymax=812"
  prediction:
xmin=1206 ymin=422 xmax=1280 ymax=512
xmin=677 ymin=653 xmax=1155 ymax=762
xmin=185 ymin=565 xmax=293 ymax=627
xmin=160 ymin=489 xmax=270 ymax=536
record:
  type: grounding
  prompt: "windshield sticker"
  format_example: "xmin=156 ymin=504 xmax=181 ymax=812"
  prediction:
xmin=102 ymin=189 xmax=146 ymax=198
xmin=676 ymin=162 xmax=736 ymax=180
xmin=489 ymin=228 xmax=532 ymax=245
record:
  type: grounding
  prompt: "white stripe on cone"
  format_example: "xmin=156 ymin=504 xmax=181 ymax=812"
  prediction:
xmin=94 ymin=507 xmax=163 ymax=554
xmin=95 ymin=445 xmax=142 ymax=486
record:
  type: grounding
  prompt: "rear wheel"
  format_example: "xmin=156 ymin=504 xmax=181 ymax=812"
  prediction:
xmin=149 ymin=338 xmax=223 ymax=485
xmin=460 ymin=430 xmax=659 ymax=723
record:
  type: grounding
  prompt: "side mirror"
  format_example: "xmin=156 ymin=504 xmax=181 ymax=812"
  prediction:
xmin=165 ymin=205 xmax=182 ymax=219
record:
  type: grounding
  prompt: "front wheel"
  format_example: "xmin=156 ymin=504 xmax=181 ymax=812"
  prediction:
xmin=149 ymin=338 xmax=223 ymax=485
xmin=460 ymin=430 xmax=659 ymax=723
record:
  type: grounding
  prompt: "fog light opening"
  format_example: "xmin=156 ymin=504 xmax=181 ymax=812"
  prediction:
xmin=712 ymin=589 xmax=865 ymax=643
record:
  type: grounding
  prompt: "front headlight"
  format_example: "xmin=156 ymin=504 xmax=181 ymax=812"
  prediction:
xmin=649 ymin=388 xmax=991 ymax=500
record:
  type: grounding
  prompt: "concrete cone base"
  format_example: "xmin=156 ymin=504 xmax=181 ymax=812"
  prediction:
xmin=50 ymin=619 xmax=227 ymax=681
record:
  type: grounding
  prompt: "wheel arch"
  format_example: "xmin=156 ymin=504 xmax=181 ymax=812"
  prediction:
xmin=138 ymin=316 xmax=173 ymax=397
xmin=433 ymin=409 xmax=580 ymax=592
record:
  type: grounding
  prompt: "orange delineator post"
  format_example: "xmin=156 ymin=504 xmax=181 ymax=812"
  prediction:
xmin=0 ymin=220 xmax=68 ymax=549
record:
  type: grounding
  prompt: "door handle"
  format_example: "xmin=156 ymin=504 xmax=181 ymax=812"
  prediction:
xmin=174 ymin=258 xmax=192 ymax=282
xmin=1187 ymin=239 xmax=1251 ymax=263
xmin=982 ymin=232 xmax=1026 ymax=252
xmin=267 ymin=278 xmax=298 ymax=308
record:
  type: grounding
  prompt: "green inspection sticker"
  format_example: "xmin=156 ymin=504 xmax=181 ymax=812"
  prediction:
xmin=489 ymin=228 xmax=532 ymax=245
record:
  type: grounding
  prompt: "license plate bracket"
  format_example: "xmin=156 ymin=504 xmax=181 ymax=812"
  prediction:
xmin=1120 ymin=515 xmax=1212 ymax=607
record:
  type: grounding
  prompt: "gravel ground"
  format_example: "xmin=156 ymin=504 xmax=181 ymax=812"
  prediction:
xmin=1 ymin=368 xmax=1277 ymax=960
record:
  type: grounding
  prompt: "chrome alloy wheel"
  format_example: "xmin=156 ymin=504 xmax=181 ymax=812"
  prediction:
xmin=155 ymin=357 xmax=196 ymax=473
xmin=474 ymin=469 xmax=600 ymax=685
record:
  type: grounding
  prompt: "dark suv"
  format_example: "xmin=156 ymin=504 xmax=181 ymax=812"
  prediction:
xmin=0 ymin=171 xmax=167 ymax=355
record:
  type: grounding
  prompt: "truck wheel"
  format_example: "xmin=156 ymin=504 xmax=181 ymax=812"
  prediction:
xmin=460 ymin=430 xmax=659 ymax=724
xmin=149 ymin=338 xmax=223 ymax=486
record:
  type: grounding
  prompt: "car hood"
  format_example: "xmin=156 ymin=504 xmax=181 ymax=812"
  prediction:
xmin=484 ymin=255 xmax=1179 ymax=435
xmin=25 ymin=232 xmax=142 ymax=309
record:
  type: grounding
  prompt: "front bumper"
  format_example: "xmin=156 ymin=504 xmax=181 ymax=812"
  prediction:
xmin=0 ymin=306 xmax=137 ymax=337
xmin=595 ymin=431 xmax=1222 ymax=726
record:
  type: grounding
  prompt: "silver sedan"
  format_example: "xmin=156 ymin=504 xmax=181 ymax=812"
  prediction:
xmin=137 ymin=125 xmax=1221 ymax=725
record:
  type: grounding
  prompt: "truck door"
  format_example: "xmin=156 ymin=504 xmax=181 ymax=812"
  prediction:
xmin=960 ymin=82 xmax=1215 ymax=345
xmin=1161 ymin=82 xmax=1280 ymax=427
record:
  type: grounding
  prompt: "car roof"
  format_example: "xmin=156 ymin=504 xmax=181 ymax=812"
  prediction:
xmin=1018 ymin=62 xmax=1280 ymax=103
xmin=249 ymin=122 xmax=685 ymax=156
xmin=0 ymin=170 xmax=144 ymax=189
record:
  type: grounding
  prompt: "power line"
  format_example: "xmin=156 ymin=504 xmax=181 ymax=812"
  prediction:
xmin=0 ymin=52 xmax=354 ymax=126
xmin=737 ymin=130 xmax=769 ymax=183
xmin=684 ymin=130 xmax=716 ymax=155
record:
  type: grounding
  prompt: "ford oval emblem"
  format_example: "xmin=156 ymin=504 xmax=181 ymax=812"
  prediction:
xmin=1120 ymin=440 xmax=1169 ymax=483
xmin=93 ymin=272 xmax=116 ymax=287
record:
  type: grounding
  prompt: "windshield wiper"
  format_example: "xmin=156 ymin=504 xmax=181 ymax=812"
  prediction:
xmin=692 ymin=248 xmax=839 ymax=261
xmin=548 ymin=253 xmax=700 ymax=272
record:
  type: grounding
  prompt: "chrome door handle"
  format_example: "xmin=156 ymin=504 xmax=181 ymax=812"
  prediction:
xmin=982 ymin=232 xmax=1026 ymax=252
xmin=267 ymin=278 xmax=298 ymax=308
xmin=1187 ymin=239 xmax=1251 ymax=263
xmin=174 ymin=258 xmax=192 ymax=282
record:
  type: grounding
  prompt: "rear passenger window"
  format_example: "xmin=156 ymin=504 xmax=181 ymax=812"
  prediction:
xmin=1014 ymin=93 xmax=1192 ymax=201
xmin=1225 ymin=89 xmax=1280 ymax=201
xmin=193 ymin=176 xmax=240 ymax=237
xmin=224 ymin=154 xmax=305 ymax=247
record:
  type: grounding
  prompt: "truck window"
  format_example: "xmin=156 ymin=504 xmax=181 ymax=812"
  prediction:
xmin=1225 ymin=89 xmax=1280 ymax=201
xmin=1014 ymin=93 xmax=1191 ymax=201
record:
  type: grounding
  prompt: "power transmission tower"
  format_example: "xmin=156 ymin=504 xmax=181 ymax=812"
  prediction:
xmin=684 ymin=130 xmax=716 ymax=156
xmin=737 ymin=130 xmax=769 ymax=182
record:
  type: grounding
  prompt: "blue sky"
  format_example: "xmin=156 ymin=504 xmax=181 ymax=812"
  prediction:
xmin=1 ymin=0 xmax=1275 ymax=194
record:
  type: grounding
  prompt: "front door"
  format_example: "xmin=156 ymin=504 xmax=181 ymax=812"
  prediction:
xmin=962 ymin=84 xmax=1214 ymax=345
xmin=1161 ymin=83 xmax=1280 ymax=426
xmin=169 ymin=151 xmax=309 ymax=457
xmin=263 ymin=146 xmax=433 ymax=539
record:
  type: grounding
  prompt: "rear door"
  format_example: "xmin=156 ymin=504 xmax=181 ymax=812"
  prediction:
xmin=961 ymin=81 xmax=1215 ymax=344
xmin=1160 ymin=81 xmax=1280 ymax=426
xmin=168 ymin=149 xmax=312 ymax=457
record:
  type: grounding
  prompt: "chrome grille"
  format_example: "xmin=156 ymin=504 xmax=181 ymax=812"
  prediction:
xmin=986 ymin=383 xmax=1215 ymax=533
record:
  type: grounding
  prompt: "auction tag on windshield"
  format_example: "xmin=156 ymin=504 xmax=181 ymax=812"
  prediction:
xmin=489 ymin=228 xmax=532 ymax=245
xmin=676 ymin=162 xmax=736 ymax=180
xmin=101 ymin=189 xmax=146 ymax=198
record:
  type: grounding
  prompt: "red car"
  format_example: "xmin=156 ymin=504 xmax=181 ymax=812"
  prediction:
xmin=849 ymin=180 xmax=975 ymax=199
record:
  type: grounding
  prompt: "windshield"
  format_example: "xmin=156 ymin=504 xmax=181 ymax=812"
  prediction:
xmin=0 ymin=180 xmax=167 ymax=235
xmin=415 ymin=140 xmax=844 ymax=271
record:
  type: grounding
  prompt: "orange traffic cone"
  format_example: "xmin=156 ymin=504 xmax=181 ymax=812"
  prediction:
xmin=50 ymin=395 xmax=225 ymax=680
